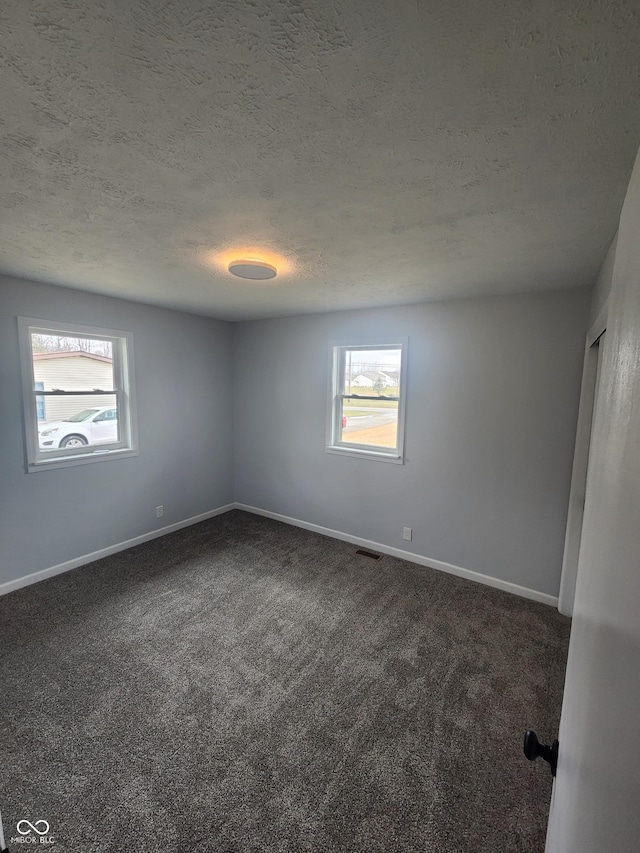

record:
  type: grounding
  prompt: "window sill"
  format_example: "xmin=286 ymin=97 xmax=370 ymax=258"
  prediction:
xmin=27 ymin=447 xmax=139 ymax=473
xmin=325 ymin=445 xmax=404 ymax=464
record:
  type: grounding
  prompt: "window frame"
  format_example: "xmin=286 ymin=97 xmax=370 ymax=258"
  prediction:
xmin=18 ymin=317 xmax=138 ymax=472
xmin=326 ymin=338 xmax=408 ymax=463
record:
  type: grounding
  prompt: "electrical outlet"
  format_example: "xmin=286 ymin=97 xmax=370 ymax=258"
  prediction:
xmin=403 ymin=526 xmax=412 ymax=541
xmin=156 ymin=505 xmax=164 ymax=518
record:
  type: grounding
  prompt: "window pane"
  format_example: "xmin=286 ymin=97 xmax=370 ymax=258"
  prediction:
xmin=38 ymin=403 xmax=120 ymax=452
xmin=31 ymin=333 xmax=116 ymax=424
xmin=31 ymin=333 xmax=115 ymax=392
xmin=343 ymin=348 xmax=402 ymax=395
xmin=31 ymin=333 xmax=118 ymax=450
xmin=341 ymin=397 xmax=399 ymax=448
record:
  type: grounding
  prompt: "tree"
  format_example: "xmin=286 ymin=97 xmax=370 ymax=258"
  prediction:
xmin=30 ymin=334 xmax=112 ymax=357
xmin=373 ymin=376 xmax=386 ymax=396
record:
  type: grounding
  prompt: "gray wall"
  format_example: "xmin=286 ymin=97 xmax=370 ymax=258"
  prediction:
xmin=546 ymin=145 xmax=640 ymax=852
xmin=233 ymin=289 xmax=591 ymax=597
xmin=1 ymin=275 xmax=591 ymax=599
xmin=0 ymin=275 xmax=234 ymax=585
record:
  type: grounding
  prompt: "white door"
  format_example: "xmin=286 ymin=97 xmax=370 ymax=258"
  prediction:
xmin=545 ymin=152 xmax=640 ymax=851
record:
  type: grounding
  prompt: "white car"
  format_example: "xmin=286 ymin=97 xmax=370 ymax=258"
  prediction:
xmin=38 ymin=407 xmax=118 ymax=450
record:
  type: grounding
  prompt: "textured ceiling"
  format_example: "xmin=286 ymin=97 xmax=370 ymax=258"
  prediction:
xmin=1 ymin=0 xmax=639 ymax=320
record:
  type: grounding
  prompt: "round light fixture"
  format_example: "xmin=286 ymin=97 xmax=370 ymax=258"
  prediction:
xmin=228 ymin=259 xmax=277 ymax=280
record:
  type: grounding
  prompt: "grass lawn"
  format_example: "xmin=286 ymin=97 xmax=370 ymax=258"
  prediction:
xmin=343 ymin=396 xmax=398 ymax=410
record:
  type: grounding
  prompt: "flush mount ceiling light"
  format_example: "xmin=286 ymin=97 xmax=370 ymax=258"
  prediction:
xmin=228 ymin=259 xmax=277 ymax=280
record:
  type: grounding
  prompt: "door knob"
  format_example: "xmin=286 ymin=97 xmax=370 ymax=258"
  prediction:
xmin=523 ymin=730 xmax=559 ymax=777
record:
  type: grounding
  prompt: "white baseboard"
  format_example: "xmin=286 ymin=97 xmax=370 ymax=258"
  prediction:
xmin=2 ymin=501 xmax=559 ymax=608
xmin=0 ymin=503 xmax=236 ymax=597
xmin=234 ymin=503 xmax=559 ymax=608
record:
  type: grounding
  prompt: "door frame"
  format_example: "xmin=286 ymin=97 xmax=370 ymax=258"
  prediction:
xmin=558 ymin=303 xmax=607 ymax=616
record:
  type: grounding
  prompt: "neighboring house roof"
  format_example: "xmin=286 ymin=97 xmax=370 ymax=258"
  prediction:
xmin=32 ymin=351 xmax=112 ymax=363
xmin=353 ymin=371 xmax=392 ymax=382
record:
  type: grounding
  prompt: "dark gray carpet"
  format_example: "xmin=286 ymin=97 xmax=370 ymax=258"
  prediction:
xmin=0 ymin=510 xmax=569 ymax=852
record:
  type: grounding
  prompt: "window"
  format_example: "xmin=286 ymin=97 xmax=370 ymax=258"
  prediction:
xmin=327 ymin=339 xmax=407 ymax=462
xmin=18 ymin=318 xmax=138 ymax=471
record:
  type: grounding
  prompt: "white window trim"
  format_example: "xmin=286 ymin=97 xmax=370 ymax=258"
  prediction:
xmin=18 ymin=317 xmax=139 ymax=473
xmin=326 ymin=337 xmax=408 ymax=463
